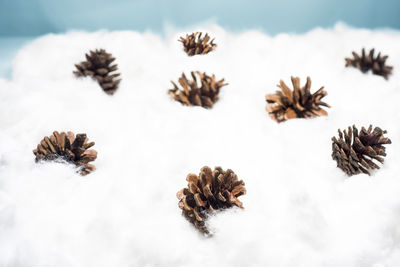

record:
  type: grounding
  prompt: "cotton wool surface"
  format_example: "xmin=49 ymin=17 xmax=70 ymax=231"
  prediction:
xmin=1 ymin=23 xmax=400 ymax=267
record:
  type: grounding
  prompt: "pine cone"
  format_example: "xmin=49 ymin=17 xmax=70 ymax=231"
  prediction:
xmin=33 ymin=131 xmax=97 ymax=176
xmin=179 ymin=32 xmax=217 ymax=56
xmin=74 ymin=49 xmax=121 ymax=95
xmin=177 ymin=166 xmax=246 ymax=234
xmin=332 ymin=125 xmax=391 ymax=176
xmin=168 ymin=71 xmax=227 ymax=108
xmin=345 ymin=48 xmax=393 ymax=79
xmin=266 ymin=76 xmax=330 ymax=123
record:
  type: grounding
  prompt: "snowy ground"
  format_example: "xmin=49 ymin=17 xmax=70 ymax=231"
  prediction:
xmin=0 ymin=37 xmax=33 ymax=80
xmin=1 ymin=23 xmax=400 ymax=267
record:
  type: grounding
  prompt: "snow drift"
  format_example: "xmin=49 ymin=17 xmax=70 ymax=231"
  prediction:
xmin=0 ymin=23 xmax=400 ymax=267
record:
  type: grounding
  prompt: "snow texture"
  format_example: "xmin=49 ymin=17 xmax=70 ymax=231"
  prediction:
xmin=1 ymin=23 xmax=400 ymax=267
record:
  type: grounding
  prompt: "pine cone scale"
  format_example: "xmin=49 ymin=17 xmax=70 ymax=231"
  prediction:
xmin=96 ymin=68 xmax=109 ymax=75
xmin=194 ymin=194 xmax=206 ymax=207
xmin=279 ymin=80 xmax=293 ymax=101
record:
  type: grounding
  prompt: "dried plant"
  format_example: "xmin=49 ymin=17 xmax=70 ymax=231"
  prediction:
xmin=33 ymin=131 xmax=97 ymax=175
xmin=74 ymin=49 xmax=121 ymax=95
xmin=169 ymin=71 xmax=227 ymax=108
xmin=266 ymin=76 xmax=330 ymax=123
xmin=332 ymin=125 xmax=391 ymax=176
xmin=177 ymin=166 xmax=246 ymax=235
xmin=179 ymin=32 xmax=217 ymax=56
xmin=345 ymin=48 xmax=393 ymax=79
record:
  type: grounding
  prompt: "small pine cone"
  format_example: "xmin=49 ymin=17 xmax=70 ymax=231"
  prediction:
xmin=332 ymin=125 xmax=391 ymax=176
xmin=179 ymin=32 xmax=217 ymax=56
xmin=266 ymin=76 xmax=330 ymax=123
xmin=177 ymin=166 xmax=246 ymax=235
xmin=168 ymin=71 xmax=227 ymax=108
xmin=74 ymin=49 xmax=121 ymax=95
xmin=33 ymin=131 xmax=97 ymax=176
xmin=345 ymin=48 xmax=393 ymax=79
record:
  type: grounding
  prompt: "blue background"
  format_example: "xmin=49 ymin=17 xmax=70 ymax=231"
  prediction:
xmin=1 ymin=0 xmax=400 ymax=78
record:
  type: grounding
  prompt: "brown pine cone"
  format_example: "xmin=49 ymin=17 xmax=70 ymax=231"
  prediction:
xmin=179 ymin=32 xmax=217 ymax=56
xmin=33 ymin=131 xmax=97 ymax=176
xmin=74 ymin=49 xmax=121 ymax=95
xmin=332 ymin=125 xmax=391 ymax=176
xmin=266 ymin=76 xmax=330 ymax=123
xmin=177 ymin=166 xmax=246 ymax=235
xmin=345 ymin=48 xmax=393 ymax=79
xmin=168 ymin=71 xmax=227 ymax=108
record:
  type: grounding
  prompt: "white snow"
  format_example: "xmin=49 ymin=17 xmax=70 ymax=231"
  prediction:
xmin=1 ymin=23 xmax=400 ymax=267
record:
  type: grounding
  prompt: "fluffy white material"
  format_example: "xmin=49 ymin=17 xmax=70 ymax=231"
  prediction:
xmin=1 ymin=23 xmax=400 ymax=267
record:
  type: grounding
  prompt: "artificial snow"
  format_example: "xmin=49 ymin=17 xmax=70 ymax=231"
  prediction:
xmin=1 ymin=23 xmax=400 ymax=267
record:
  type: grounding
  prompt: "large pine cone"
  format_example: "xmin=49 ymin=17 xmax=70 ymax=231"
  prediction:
xmin=179 ymin=32 xmax=217 ymax=56
xmin=169 ymin=71 xmax=227 ymax=108
xmin=345 ymin=48 xmax=393 ymax=79
xmin=266 ymin=76 xmax=330 ymax=123
xmin=33 ymin=131 xmax=97 ymax=176
xmin=177 ymin=166 xmax=246 ymax=234
xmin=332 ymin=125 xmax=391 ymax=176
xmin=74 ymin=49 xmax=121 ymax=95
